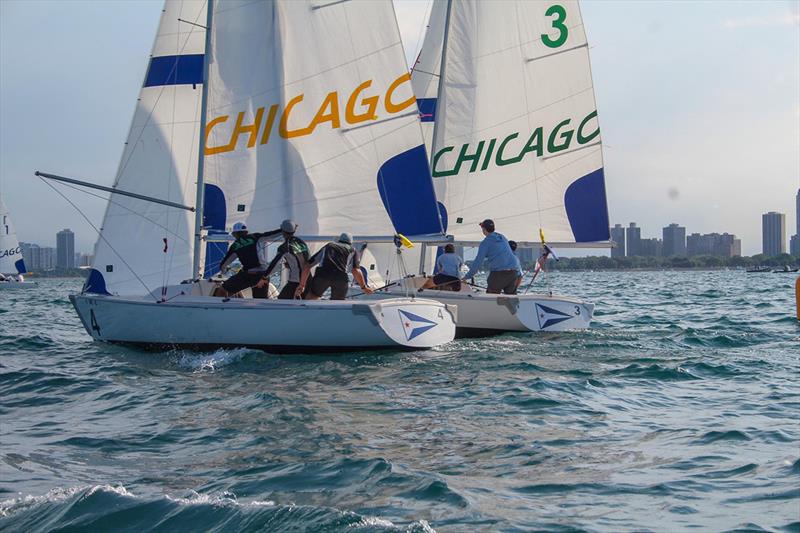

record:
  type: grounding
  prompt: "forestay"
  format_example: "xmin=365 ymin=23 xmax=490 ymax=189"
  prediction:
xmin=418 ymin=0 xmax=610 ymax=244
xmin=1 ymin=196 xmax=26 ymax=275
xmin=203 ymin=0 xmax=444 ymax=278
xmin=86 ymin=0 xmax=207 ymax=295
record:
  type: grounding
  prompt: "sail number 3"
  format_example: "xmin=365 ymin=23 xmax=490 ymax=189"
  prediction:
xmin=542 ymin=4 xmax=568 ymax=48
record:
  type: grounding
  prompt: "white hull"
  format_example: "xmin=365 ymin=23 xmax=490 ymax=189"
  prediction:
xmin=0 ymin=281 xmax=37 ymax=289
xmin=353 ymin=278 xmax=593 ymax=336
xmin=70 ymin=292 xmax=456 ymax=353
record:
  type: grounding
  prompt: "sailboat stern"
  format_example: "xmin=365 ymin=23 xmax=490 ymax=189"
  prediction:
xmin=515 ymin=296 xmax=594 ymax=332
xmin=374 ymin=299 xmax=457 ymax=349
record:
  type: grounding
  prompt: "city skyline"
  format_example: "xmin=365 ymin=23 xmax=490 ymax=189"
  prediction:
xmin=1 ymin=0 xmax=798 ymax=254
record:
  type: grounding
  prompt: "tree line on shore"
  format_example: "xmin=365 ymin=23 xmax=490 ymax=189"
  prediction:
xmin=524 ymin=253 xmax=799 ymax=271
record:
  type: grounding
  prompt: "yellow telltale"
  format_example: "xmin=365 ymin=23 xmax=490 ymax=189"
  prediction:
xmin=396 ymin=234 xmax=414 ymax=249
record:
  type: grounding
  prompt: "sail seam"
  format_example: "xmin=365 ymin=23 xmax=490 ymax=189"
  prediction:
xmin=540 ymin=140 xmax=601 ymax=161
xmin=525 ymin=43 xmax=588 ymax=63
xmin=340 ymin=111 xmax=418 ymax=133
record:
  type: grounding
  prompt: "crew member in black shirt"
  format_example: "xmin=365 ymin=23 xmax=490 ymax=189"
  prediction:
xmin=213 ymin=221 xmax=281 ymax=298
xmin=299 ymin=232 xmax=373 ymax=300
xmin=255 ymin=219 xmax=310 ymax=299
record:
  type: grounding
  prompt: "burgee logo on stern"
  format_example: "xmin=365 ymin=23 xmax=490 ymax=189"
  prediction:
xmin=398 ymin=309 xmax=438 ymax=341
xmin=535 ymin=303 xmax=573 ymax=330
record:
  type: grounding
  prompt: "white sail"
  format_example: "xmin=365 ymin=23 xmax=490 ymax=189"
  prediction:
xmin=410 ymin=0 xmax=448 ymax=154
xmin=422 ymin=0 xmax=610 ymax=244
xmin=202 ymin=0 xmax=444 ymax=267
xmin=0 ymin=195 xmax=26 ymax=274
xmin=85 ymin=0 xmax=207 ymax=295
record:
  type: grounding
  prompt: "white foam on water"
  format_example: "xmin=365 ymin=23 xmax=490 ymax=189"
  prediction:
xmin=0 ymin=486 xmax=84 ymax=517
xmin=0 ymin=484 xmax=135 ymax=517
xmin=165 ymin=490 xmax=274 ymax=508
xmin=175 ymin=348 xmax=254 ymax=372
xmin=349 ymin=516 xmax=396 ymax=528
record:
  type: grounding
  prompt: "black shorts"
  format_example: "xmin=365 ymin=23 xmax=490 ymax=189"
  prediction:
xmin=278 ymin=281 xmax=301 ymax=300
xmin=222 ymin=271 xmax=268 ymax=298
xmin=309 ymin=271 xmax=349 ymax=300
xmin=432 ymin=273 xmax=461 ymax=291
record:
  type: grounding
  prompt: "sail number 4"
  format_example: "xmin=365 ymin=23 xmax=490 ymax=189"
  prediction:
xmin=542 ymin=5 xmax=568 ymax=48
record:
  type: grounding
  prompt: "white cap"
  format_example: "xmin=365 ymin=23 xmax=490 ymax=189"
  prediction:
xmin=231 ymin=222 xmax=247 ymax=233
xmin=280 ymin=219 xmax=296 ymax=233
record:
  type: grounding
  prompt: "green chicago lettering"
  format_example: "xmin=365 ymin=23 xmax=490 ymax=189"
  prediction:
xmin=454 ymin=140 xmax=485 ymax=174
xmin=432 ymin=146 xmax=457 ymax=178
xmin=496 ymin=133 xmax=522 ymax=166
xmin=577 ymin=110 xmax=600 ymax=144
xmin=519 ymin=127 xmax=544 ymax=159
xmin=547 ymin=119 xmax=573 ymax=153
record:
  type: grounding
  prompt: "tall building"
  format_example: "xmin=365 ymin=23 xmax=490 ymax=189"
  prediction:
xmin=20 ymin=242 xmax=40 ymax=271
xmin=39 ymin=247 xmax=56 ymax=270
xmin=791 ymin=189 xmax=800 ymax=257
xmin=761 ymin=212 xmax=785 ymax=257
xmin=639 ymin=237 xmax=662 ymax=257
xmin=662 ymin=223 xmax=686 ymax=257
xmin=687 ymin=232 xmax=741 ymax=257
xmin=56 ymin=229 xmax=75 ymax=269
xmin=516 ymin=247 xmax=535 ymax=266
xmin=625 ymin=223 xmax=641 ymax=256
xmin=789 ymin=189 xmax=800 ymax=257
xmin=610 ymin=224 xmax=625 ymax=258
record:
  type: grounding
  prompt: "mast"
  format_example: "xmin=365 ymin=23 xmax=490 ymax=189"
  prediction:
xmin=429 ymin=0 xmax=452 ymax=171
xmin=419 ymin=0 xmax=452 ymax=275
xmin=192 ymin=0 xmax=214 ymax=279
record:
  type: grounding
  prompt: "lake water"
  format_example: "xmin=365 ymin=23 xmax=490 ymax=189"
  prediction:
xmin=1 ymin=271 xmax=798 ymax=532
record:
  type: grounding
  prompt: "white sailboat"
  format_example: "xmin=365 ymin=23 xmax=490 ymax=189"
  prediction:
xmin=355 ymin=0 xmax=610 ymax=335
xmin=0 ymin=195 xmax=36 ymax=289
xmin=42 ymin=0 xmax=456 ymax=351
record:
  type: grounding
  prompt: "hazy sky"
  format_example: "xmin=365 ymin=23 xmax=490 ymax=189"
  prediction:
xmin=1 ymin=0 xmax=798 ymax=254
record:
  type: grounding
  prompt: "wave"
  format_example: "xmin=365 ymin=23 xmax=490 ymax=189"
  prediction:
xmin=0 ymin=485 xmax=436 ymax=532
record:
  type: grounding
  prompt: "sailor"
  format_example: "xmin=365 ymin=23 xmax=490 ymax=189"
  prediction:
xmin=254 ymin=219 xmax=309 ymax=299
xmin=420 ymin=243 xmax=464 ymax=292
xmin=213 ymin=222 xmax=281 ymax=298
xmin=508 ymin=240 xmax=524 ymax=292
xmin=299 ymin=233 xmax=373 ymax=300
xmin=462 ymin=219 xmax=522 ymax=294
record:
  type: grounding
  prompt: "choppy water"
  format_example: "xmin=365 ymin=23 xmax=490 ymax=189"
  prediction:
xmin=1 ymin=271 xmax=798 ymax=532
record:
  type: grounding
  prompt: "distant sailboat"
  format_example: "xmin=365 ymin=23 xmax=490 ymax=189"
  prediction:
xmin=0 ymin=195 xmax=36 ymax=289
xmin=356 ymin=0 xmax=607 ymax=334
xmin=38 ymin=0 xmax=455 ymax=351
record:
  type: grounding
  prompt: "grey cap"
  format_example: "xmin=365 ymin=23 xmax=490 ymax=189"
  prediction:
xmin=338 ymin=232 xmax=353 ymax=244
xmin=280 ymin=219 xmax=296 ymax=233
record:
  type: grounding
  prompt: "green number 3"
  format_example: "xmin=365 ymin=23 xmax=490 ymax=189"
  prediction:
xmin=541 ymin=4 xmax=568 ymax=49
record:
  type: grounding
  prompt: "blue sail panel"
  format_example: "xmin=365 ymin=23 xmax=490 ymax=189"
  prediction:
xmin=377 ymin=144 xmax=445 ymax=236
xmin=564 ymin=168 xmax=610 ymax=242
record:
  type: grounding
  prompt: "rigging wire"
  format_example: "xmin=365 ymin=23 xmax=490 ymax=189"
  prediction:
xmin=38 ymin=177 xmax=156 ymax=300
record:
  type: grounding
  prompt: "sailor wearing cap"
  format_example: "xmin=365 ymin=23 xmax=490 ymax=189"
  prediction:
xmin=213 ymin=221 xmax=282 ymax=298
xmin=299 ymin=232 xmax=373 ymax=300
xmin=254 ymin=219 xmax=310 ymax=299
xmin=462 ymin=219 xmax=523 ymax=294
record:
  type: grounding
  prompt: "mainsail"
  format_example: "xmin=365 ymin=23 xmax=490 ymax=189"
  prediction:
xmin=202 ymin=0 xmax=444 ymax=277
xmin=0 ymin=196 xmax=26 ymax=275
xmin=414 ymin=0 xmax=610 ymax=245
xmin=85 ymin=0 xmax=207 ymax=295
xmin=83 ymin=0 xmax=446 ymax=293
